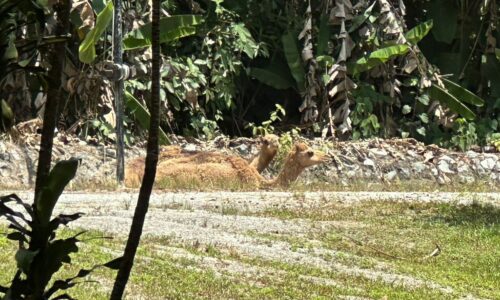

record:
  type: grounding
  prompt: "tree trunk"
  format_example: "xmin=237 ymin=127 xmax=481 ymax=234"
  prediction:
xmin=33 ymin=0 xmax=70 ymax=201
xmin=30 ymin=0 xmax=70 ymax=297
xmin=113 ymin=0 xmax=125 ymax=184
xmin=110 ymin=0 xmax=161 ymax=297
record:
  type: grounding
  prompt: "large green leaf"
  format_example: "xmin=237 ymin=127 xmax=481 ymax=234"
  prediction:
xmin=442 ymin=78 xmax=484 ymax=107
xmin=123 ymin=15 xmax=203 ymax=50
xmin=282 ymin=32 xmax=305 ymax=92
xmin=124 ymin=91 xmax=170 ymax=145
xmin=248 ymin=66 xmax=295 ymax=90
xmin=405 ymin=20 xmax=433 ymax=45
xmin=428 ymin=0 xmax=458 ymax=44
xmin=352 ymin=44 xmax=409 ymax=75
xmin=78 ymin=0 xmax=113 ymax=64
xmin=36 ymin=158 xmax=80 ymax=225
xmin=428 ymin=84 xmax=476 ymax=120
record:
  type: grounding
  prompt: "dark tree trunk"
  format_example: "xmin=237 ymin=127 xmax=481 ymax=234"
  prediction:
xmin=33 ymin=0 xmax=70 ymax=200
xmin=110 ymin=0 xmax=161 ymax=297
xmin=113 ymin=0 xmax=125 ymax=183
xmin=30 ymin=0 xmax=70 ymax=297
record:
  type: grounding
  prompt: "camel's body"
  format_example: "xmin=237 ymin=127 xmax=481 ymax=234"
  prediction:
xmin=249 ymin=134 xmax=279 ymax=173
xmin=125 ymin=134 xmax=280 ymax=188
xmin=125 ymin=141 xmax=326 ymax=189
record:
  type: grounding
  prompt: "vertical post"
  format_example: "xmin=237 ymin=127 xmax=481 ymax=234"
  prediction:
xmin=113 ymin=0 xmax=125 ymax=183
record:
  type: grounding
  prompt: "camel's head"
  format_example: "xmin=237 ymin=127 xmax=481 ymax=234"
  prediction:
xmin=260 ymin=134 xmax=280 ymax=153
xmin=291 ymin=142 xmax=327 ymax=167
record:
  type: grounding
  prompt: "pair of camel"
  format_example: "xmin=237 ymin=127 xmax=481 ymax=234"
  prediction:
xmin=124 ymin=134 xmax=327 ymax=189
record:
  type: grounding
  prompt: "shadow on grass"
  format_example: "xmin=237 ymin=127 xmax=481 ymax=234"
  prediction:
xmin=431 ymin=202 xmax=500 ymax=227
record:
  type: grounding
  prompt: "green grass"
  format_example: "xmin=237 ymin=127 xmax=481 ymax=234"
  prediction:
xmin=2 ymin=176 xmax=499 ymax=193
xmin=1 ymin=200 xmax=498 ymax=299
xmin=250 ymin=201 xmax=500 ymax=299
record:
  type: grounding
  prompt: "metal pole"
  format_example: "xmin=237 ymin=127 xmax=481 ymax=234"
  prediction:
xmin=113 ymin=0 xmax=125 ymax=183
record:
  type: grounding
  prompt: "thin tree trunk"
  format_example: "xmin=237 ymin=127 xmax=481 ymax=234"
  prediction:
xmin=110 ymin=0 xmax=161 ymax=297
xmin=113 ymin=0 xmax=125 ymax=184
xmin=33 ymin=0 xmax=70 ymax=201
xmin=30 ymin=0 xmax=70 ymax=297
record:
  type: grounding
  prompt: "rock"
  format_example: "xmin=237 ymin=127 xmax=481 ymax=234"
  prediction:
xmin=480 ymin=157 xmax=497 ymax=171
xmin=235 ymin=144 xmax=250 ymax=155
xmin=368 ymin=148 xmax=388 ymax=157
xmin=183 ymin=143 xmax=198 ymax=152
xmin=346 ymin=170 xmax=357 ymax=178
xmin=423 ymin=151 xmax=434 ymax=162
xmin=384 ymin=170 xmax=398 ymax=181
xmin=363 ymin=158 xmax=375 ymax=168
xmin=412 ymin=162 xmax=427 ymax=173
xmin=456 ymin=163 xmax=470 ymax=173
xmin=437 ymin=160 xmax=455 ymax=174
xmin=437 ymin=174 xmax=451 ymax=185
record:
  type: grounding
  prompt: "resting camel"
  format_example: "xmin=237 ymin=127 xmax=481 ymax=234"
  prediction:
xmin=125 ymin=134 xmax=280 ymax=188
xmin=249 ymin=134 xmax=280 ymax=173
xmin=125 ymin=142 xmax=326 ymax=189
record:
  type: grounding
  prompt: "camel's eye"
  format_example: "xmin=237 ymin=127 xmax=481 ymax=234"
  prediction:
xmin=263 ymin=140 xmax=269 ymax=145
xmin=307 ymin=151 xmax=314 ymax=157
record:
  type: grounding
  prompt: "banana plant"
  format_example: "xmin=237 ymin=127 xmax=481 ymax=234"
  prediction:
xmin=123 ymin=15 xmax=203 ymax=50
xmin=78 ymin=0 xmax=114 ymax=64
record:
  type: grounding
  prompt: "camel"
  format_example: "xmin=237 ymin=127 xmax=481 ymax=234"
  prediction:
xmin=125 ymin=134 xmax=280 ymax=188
xmin=125 ymin=142 xmax=326 ymax=189
xmin=249 ymin=134 xmax=280 ymax=173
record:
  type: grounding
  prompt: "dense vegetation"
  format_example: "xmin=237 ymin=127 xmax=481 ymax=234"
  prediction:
xmin=1 ymin=0 xmax=499 ymax=150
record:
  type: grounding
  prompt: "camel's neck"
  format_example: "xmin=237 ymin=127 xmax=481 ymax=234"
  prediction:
xmin=256 ymin=149 xmax=277 ymax=170
xmin=266 ymin=159 xmax=304 ymax=187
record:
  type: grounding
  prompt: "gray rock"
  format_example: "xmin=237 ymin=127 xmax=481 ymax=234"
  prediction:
xmin=456 ymin=163 xmax=470 ymax=173
xmin=235 ymin=144 xmax=250 ymax=155
xmin=368 ymin=149 xmax=388 ymax=157
xmin=412 ymin=162 xmax=426 ymax=173
xmin=480 ymin=157 xmax=497 ymax=171
xmin=437 ymin=160 xmax=455 ymax=174
xmin=183 ymin=143 xmax=198 ymax=152
xmin=384 ymin=170 xmax=398 ymax=181
xmin=363 ymin=158 xmax=375 ymax=168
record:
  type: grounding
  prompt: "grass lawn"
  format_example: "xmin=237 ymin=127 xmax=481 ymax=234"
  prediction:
xmin=0 ymin=199 xmax=498 ymax=299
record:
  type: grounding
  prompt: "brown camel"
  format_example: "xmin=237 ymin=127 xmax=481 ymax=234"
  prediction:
xmin=249 ymin=134 xmax=280 ymax=173
xmin=125 ymin=134 xmax=280 ymax=187
xmin=125 ymin=142 xmax=326 ymax=189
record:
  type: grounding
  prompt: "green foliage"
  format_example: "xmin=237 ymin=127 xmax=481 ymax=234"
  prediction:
xmin=428 ymin=84 xmax=476 ymax=120
xmin=450 ymin=118 xmax=478 ymax=151
xmin=0 ymin=159 xmax=120 ymax=299
xmin=352 ymin=45 xmax=410 ymax=76
xmin=248 ymin=66 xmax=295 ymax=90
xmin=79 ymin=0 xmax=114 ymax=64
xmin=246 ymin=104 xmax=285 ymax=136
xmin=124 ymin=91 xmax=170 ymax=144
xmin=282 ymin=31 xmax=306 ymax=92
xmin=405 ymin=20 xmax=433 ymax=45
xmin=123 ymin=15 xmax=203 ymax=50
xmin=351 ymin=98 xmax=381 ymax=140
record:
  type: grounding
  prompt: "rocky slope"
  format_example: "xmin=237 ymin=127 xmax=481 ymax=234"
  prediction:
xmin=0 ymin=132 xmax=499 ymax=189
